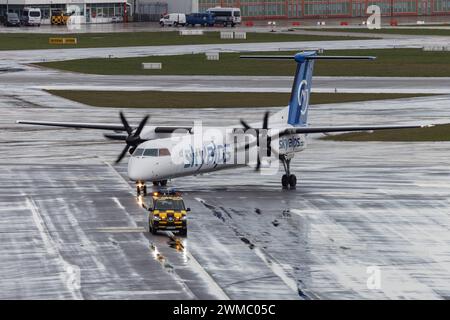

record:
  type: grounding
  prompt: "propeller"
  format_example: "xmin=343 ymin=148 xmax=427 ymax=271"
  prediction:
xmin=104 ymin=112 xmax=149 ymax=164
xmin=239 ymin=111 xmax=274 ymax=171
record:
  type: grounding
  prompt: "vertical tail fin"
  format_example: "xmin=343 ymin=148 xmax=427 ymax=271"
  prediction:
xmin=287 ymin=51 xmax=316 ymax=127
xmin=240 ymin=53 xmax=375 ymax=127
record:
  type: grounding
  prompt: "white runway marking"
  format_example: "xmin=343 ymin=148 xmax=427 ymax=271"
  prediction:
xmin=27 ymin=197 xmax=83 ymax=300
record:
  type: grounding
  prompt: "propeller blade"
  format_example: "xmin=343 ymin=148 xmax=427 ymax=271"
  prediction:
xmin=134 ymin=115 xmax=149 ymax=137
xmin=254 ymin=157 xmax=261 ymax=171
xmin=119 ymin=111 xmax=133 ymax=135
xmin=104 ymin=133 xmax=127 ymax=141
xmin=115 ymin=145 xmax=130 ymax=164
xmin=262 ymin=111 xmax=269 ymax=129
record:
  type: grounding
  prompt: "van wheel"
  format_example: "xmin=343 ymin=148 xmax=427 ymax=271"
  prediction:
xmin=173 ymin=22 xmax=178 ymax=27
xmin=160 ymin=21 xmax=164 ymax=27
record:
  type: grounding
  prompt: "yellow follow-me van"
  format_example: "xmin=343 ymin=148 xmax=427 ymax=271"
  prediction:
xmin=144 ymin=190 xmax=189 ymax=236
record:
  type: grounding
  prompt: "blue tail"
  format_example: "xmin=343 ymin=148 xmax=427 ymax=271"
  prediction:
xmin=240 ymin=52 xmax=375 ymax=127
xmin=287 ymin=51 xmax=316 ymax=127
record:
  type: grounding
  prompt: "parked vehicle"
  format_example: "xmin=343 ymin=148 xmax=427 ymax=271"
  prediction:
xmin=159 ymin=13 xmax=186 ymax=27
xmin=4 ymin=12 xmax=21 ymax=27
xmin=186 ymin=13 xmax=215 ymax=27
xmin=51 ymin=10 xmax=72 ymax=25
xmin=206 ymin=7 xmax=241 ymax=27
xmin=111 ymin=15 xmax=124 ymax=23
xmin=20 ymin=7 xmax=41 ymax=26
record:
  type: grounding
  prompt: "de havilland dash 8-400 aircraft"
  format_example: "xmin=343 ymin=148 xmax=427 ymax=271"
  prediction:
xmin=17 ymin=51 xmax=434 ymax=195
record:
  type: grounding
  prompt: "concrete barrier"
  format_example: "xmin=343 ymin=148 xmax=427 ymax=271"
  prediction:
xmin=205 ymin=52 xmax=220 ymax=61
xmin=423 ymin=46 xmax=449 ymax=51
xmin=142 ymin=63 xmax=162 ymax=70
xmin=220 ymin=31 xmax=234 ymax=39
xmin=179 ymin=30 xmax=204 ymax=36
xmin=234 ymin=31 xmax=246 ymax=39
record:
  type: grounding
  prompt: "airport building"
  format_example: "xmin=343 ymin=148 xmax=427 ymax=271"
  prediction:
xmin=0 ymin=0 xmax=198 ymax=23
xmin=0 ymin=0 xmax=447 ymax=23
xmin=0 ymin=0 xmax=130 ymax=23
xmin=198 ymin=0 xmax=449 ymax=18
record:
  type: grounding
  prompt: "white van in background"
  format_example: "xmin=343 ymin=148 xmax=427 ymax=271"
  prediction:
xmin=207 ymin=7 xmax=241 ymax=27
xmin=159 ymin=13 xmax=186 ymax=27
xmin=21 ymin=7 xmax=41 ymax=26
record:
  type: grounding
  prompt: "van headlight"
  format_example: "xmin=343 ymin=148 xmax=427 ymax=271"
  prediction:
xmin=153 ymin=216 xmax=160 ymax=221
xmin=181 ymin=215 xmax=187 ymax=221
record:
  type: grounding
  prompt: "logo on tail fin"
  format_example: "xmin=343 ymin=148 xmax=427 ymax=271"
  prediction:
xmin=298 ymin=80 xmax=309 ymax=116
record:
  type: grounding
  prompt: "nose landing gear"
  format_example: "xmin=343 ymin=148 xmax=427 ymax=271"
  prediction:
xmin=281 ymin=156 xmax=297 ymax=189
xmin=136 ymin=181 xmax=147 ymax=196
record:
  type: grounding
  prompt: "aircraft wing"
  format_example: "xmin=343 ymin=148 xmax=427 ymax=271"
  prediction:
xmin=236 ymin=123 xmax=434 ymax=152
xmin=16 ymin=120 xmax=192 ymax=133
xmin=16 ymin=120 xmax=126 ymax=131
xmin=278 ymin=124 xmax=433 ymax=135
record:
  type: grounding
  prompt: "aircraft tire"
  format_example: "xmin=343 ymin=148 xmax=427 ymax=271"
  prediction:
xmin=289 ymin=174 xmax=297 ymax=189
xmin=281 ymin=175 xmax=289 ymax=188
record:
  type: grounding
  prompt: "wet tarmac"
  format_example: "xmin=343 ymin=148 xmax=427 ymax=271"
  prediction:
xmin=1 ymin=29 xmax=449 ymax=299
xmin=1 ymin=83 xmax=450 ymax=299
xmin=2 ymin=65 xmax=450 ymax=94
xmin=1 ymin=36 xmax=448 ymax=64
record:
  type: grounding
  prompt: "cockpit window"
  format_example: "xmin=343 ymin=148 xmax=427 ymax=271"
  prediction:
xmin=159 ymin=148 xmax=171 ymax=156
xmin=133 ymin=148 xmax=144 ymax=156
xmin=143 ymin=149 xmax=158 ymax=157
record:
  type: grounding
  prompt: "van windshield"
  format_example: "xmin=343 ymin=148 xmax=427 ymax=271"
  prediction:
xmin=155 ymin=199 xmax=185 ymax=211
xmin=30 ymin=11 xmax=40 ymax=17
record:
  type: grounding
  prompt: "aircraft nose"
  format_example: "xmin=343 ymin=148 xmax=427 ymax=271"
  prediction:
xmin=127 ymin=156 xmax=159 ymax=181
xmin=127 ymin=157 xmax=144 ymax=181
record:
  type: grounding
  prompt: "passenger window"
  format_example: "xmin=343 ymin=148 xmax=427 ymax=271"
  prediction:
xmin=159 ymin=148 xmax=171 ymax=156
xmin=143 ymin=149 xmax=158 ymax=157
xmin=133 ymin=148 xmax=144 ymax=157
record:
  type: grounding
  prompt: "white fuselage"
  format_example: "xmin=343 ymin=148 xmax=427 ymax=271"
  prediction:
xmin=127 ymin=108 xmax=307 ymax=182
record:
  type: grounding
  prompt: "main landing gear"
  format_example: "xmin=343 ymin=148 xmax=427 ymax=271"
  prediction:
xmin=281 ymin=156 xmax=297 ymax=189
xmin=152 ymin=180 xmax=168 ymax=187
